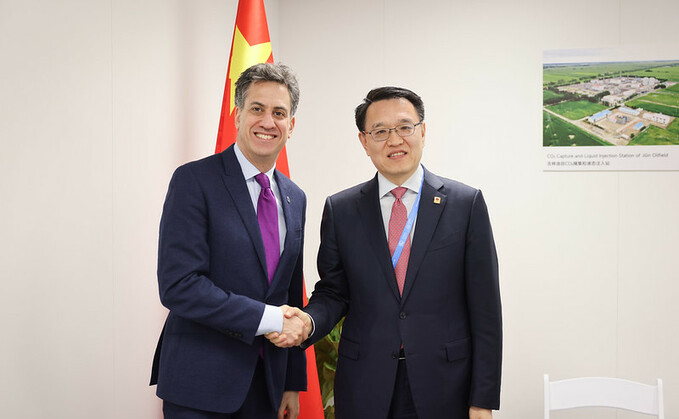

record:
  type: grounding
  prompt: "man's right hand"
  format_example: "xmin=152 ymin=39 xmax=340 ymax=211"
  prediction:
xmin=265 ymin=305 xmax=312 ymax=348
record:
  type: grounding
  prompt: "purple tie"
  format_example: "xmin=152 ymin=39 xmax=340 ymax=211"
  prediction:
xmin=255 ymin=173 xmax=280 ymax=283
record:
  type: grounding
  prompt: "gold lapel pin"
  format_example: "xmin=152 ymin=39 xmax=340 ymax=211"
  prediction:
xmin=433 ymin=196 xmax=441 ymax=204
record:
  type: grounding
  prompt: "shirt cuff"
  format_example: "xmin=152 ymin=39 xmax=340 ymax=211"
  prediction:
xmin=256 ymin=305 xmax=284 ymax=336
xmin=307 ymin=312 xmax=316 ymax=338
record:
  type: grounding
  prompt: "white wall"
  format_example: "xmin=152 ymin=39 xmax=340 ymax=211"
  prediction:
xmin=0 ymin=0 xmax=676 ymax=418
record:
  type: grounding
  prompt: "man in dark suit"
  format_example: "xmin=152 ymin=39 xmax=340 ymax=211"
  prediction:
xmin=150 ymin=63 xmax=310 ymax=419
xmin=273 ymin=86 xmax=502 ymax=418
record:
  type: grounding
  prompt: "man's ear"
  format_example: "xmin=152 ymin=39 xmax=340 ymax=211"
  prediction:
xmin=234 ymin=107 xmax=242 ymax=130
xmin=359 ymin=132 xmax=370 ymax=155
xmin=287 ymin=116 xmax=295 ymax=138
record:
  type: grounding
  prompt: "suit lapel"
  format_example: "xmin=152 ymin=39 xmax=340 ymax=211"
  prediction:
xmin=219 ymin=146 xmax=269 ymax=284
xmin=357 ymin=176 xmax=402 ymax=302
xmin=401 ymin=168 xmax=445 ymax=303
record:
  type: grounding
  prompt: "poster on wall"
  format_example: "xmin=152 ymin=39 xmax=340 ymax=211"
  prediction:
xmin=543 ymin=45 xmax=679 ymax=171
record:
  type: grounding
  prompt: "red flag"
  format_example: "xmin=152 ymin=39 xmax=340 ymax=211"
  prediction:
xmin=215 ymin=1 xmax=324 ymax=417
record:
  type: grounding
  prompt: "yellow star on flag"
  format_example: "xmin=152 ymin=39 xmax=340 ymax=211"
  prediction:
xmin=228 ymin=26 xmax=272 ymax=114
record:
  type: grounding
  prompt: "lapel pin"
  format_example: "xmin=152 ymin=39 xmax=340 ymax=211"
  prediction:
xmin=433 ymin=196 xmax=441 ymax=204
xmin=286 ymin=196 xmax=291 ymax=203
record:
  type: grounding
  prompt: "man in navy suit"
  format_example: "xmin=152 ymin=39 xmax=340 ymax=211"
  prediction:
xmin=272 ymin=86 xmax=502 ymax=418
xmin=150 ymin=63 xmax=309 ymax=419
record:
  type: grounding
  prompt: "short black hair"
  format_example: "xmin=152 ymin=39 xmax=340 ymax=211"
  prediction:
xmin=354 ymin=86 xmax=424 ymax=131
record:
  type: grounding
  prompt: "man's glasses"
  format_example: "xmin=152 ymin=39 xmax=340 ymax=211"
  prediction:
xmin=363 ymin=122 xmax=423 ymax=142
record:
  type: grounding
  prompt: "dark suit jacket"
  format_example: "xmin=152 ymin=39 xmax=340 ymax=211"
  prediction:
xmin=150 ymin=145 xmax=307 ymax=413
xmin=303 ymin=167 xmax=501 ymax=419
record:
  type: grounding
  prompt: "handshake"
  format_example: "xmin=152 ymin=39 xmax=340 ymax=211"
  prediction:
xmin=265 ymin=305 xmax=313 ymax=348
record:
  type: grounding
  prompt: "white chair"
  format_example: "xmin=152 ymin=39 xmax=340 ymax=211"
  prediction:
xmin=544 ymin=374 xmax=664 ymax=418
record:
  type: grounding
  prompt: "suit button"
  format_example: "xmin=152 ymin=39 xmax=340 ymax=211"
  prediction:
xmin=392 ymin=352 xmax=398 ymax=359
xmin=399 ymin=312 xmax=407 ymax=319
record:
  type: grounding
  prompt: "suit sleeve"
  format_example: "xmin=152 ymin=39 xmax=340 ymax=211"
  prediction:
xmin=285 ymin=193 xmax=308 ymax=391
xmin=302 ymin=196 xmax=351 ymax=347
xmin=157 ymin=164 xmax=264 ymax=344
xmin=465 ymin=190 xmax=502 ymax=409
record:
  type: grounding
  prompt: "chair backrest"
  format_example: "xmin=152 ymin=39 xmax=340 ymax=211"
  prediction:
xmin=544 ymin=374 xmax=664 ymax=419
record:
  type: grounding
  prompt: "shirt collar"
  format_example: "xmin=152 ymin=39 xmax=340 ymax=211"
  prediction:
xmin=378 ymin=164 xmax=424 ymax=198
xmin=234 ymin=143 xmax=276 ymax=181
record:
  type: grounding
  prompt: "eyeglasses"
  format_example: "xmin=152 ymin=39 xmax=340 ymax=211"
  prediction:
xmin=363 ymin=122 xmax=423 ymax=142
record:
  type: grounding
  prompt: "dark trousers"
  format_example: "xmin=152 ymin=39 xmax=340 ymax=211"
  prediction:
xmin=163 ymin=358 xmax=276 ymax=419
xmin=387 ymin=359 xmax=419 ymax=419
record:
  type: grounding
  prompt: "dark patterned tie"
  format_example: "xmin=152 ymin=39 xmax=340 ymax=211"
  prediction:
xmin=388 ymin=187 xmax=410 ymax=295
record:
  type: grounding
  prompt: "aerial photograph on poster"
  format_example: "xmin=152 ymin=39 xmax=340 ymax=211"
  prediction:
xmin=543 ymin=46 xmax=679 ymax=170
xmin=544 ymin=59 xmax=679 ymax=147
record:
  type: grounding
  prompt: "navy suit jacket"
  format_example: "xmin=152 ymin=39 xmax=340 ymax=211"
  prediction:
xmin=150 ymin=145 xmax=307 ymax=413
xmin=303 ymin=167 xmax=501 ymax=419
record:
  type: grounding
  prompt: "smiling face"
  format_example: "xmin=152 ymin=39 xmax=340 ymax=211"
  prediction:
xmin=234 ymin=81 xmax=295 ymax=172
xmin=359 ymin=98 xmax=425 ymax=186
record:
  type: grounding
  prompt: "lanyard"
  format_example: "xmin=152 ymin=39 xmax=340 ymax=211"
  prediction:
xmin=391 ymin=175 xmax=424 ymax=269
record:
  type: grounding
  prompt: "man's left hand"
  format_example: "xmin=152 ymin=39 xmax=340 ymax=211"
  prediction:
xmin=278 ymin=391 xmax=300 ymax=419
xmin=469 ymin=406 xmax=492 ymax=419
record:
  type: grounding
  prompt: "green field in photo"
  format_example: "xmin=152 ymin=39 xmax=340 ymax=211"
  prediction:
xmin=668 ymin=118 xmax=679 ymax=136
xmin=546 ymin=100 xmax=608 ymax=120
xmin=625 ymin=99 xmax=679 ymax=117
xmin=543 ymin=111 xmax=611 ymax=146
xmin=628 ymin=64 xmax=679 ymax=82
xmin=543 ymin=90 xmax=564 ymax=104
xmin=637 ymin=91 xmax=679 ymax=107
xmin=628 ymin=123 xmax=679 ymax=145
xmin=625 ymin=85 xmax=679 ymax=117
